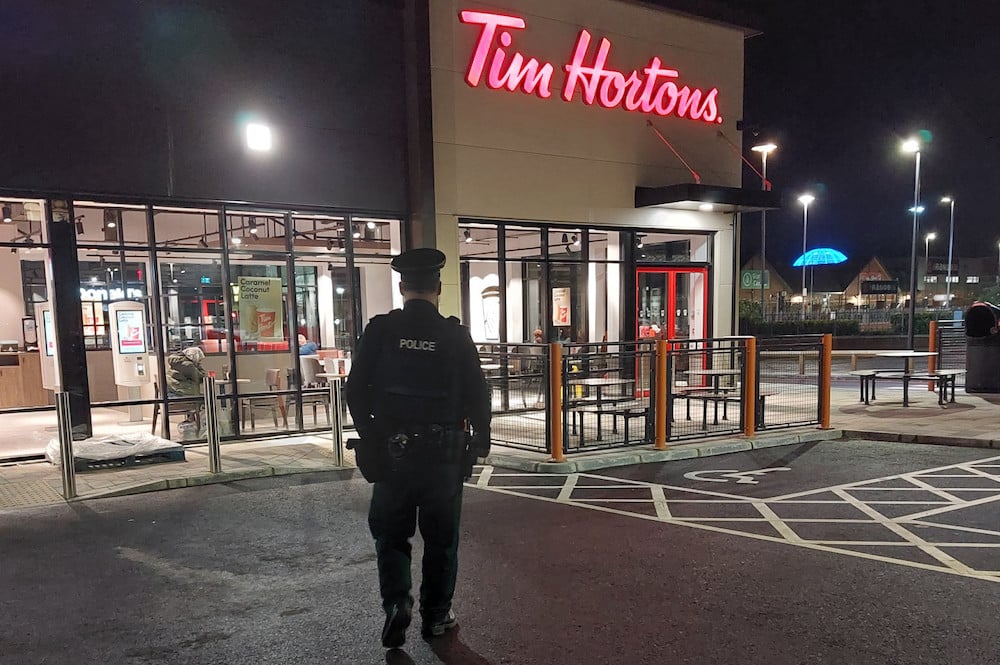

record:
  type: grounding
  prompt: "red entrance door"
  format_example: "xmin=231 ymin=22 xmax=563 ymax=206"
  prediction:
xmin=636 ymin=267 xmax=708 ymax=341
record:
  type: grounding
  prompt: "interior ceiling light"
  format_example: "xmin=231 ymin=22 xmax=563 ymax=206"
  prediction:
xmin=352 ymin=227 xmax=361 ymax=239
xmin=327 ymin=263 xmax=334 ymax=271
xmin=699 ymin=203 xmax=714 ymax=211
xmin=561 ymin=232 xmax=569 ymax=244
xmin=367 ymin=221 xmax=376 ymax=230
xmin=637 ymin=235 xmax=644 ymax=249
xmin=327 ymin=239 xmax=335 ymax=251
xmin=248 ymin=218 xmax=258 ymax=235
xmin=463 ymin=229 xmax=472 ymax=243
xmin=231 ymin=236 xmax=243 ymax=245
xmin=198 ymin=236 xmax=209 ymax=248
xmin=75 ymin=216 xmax=85 ymax=235
xmin=571 ymin=233 xmax=580 ymax=247
xmin=1 ymin=205 xmax=11 ymax=223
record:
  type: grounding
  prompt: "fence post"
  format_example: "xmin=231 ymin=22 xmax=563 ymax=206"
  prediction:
xmin=330 ymin=378 xmax=345 ymax=466
xmin=742 ymin=337 xmax=757 ymax=437
xmin=654 ymin=340 xmax=668 ymax=450
xmin=927 ymin=320 xmax=938 ymax=391
xmin=55 ymin=391 xmax=77 ymax=499
xmin=548 ymin=343 xmax=564 ymax=462
xmin=819 ymin=333 xmax=833 ymax=429
xmin=203 ymin=375 xmax=222 ymax=473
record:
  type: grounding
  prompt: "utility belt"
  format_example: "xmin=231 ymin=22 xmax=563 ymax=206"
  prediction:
xmin=388 ymin=424 xmax=469 ymax=463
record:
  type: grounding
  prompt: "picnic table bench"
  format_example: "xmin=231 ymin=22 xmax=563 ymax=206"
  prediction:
xmin=849 ymin=368 xmax=965 ymax=406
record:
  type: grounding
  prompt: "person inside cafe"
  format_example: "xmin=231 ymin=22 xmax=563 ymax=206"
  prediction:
xmin=298 ymin=333 xmax=318 ymax=356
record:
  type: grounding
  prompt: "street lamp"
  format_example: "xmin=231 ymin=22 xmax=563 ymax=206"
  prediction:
xmin=940 ymin=196 xmax=956 ymax=308
xmin=245 ymin=122 xmax=273 ymax=152
xmin=797 ymin=193 xmax=815 ymax=320
xmin=751 ymin=143 xmax=777 ymax=320
xmin=902 ymin=137 xmax=922 ymax=349
xmin=924 ymin=231 xmax=936 ymax=306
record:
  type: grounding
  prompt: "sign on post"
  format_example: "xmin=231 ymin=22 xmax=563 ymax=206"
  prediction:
xmin=740 ymin=270 xmax=770 ymax=290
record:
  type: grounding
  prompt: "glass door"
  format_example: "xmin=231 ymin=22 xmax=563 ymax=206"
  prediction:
xmin=636 ymin=267 xmax=708 ymax=341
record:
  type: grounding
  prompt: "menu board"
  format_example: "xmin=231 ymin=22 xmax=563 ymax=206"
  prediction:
xmin=115 ymin=309 xmax=147 ymax=355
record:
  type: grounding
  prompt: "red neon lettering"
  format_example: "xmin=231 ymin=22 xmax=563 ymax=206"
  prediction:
xmin=460 ymin=10 xmax=553 ymax=98
xmin=459 ymin=11 xmax=723 ymax=124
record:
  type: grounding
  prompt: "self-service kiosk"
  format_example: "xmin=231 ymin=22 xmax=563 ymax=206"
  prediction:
xmin=34 ymin=302 xmax=59 ymax=391
xmin=108 ymin=302 xmax=151 ymax=423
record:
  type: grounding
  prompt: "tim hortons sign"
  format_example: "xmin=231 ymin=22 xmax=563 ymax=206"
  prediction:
xmin=459 ymin=10 xmax=723 ymax=124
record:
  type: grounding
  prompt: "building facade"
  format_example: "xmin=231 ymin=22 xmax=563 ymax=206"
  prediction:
xmin=0 ymin=0 xmax=763 ymax=459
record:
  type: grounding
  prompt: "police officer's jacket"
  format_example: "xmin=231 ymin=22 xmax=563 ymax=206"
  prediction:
xmin=345 ymin=299 xmax=491 ymax=444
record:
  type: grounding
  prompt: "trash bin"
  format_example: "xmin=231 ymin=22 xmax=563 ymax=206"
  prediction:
xmin=965 ymin=302 xmax=1000 ymax=393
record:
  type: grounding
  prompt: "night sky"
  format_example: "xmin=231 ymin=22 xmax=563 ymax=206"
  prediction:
xmin=733 ymin=0 xmax=1000 ymax=270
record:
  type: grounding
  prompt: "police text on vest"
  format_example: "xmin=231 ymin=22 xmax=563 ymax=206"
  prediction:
xmin=399 ymin=339 xmax=436 ymax=351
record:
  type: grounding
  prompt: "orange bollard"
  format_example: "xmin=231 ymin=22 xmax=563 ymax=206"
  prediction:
xmin=743 ymin=337 xmax=757 ymax=437
xmin=548 ymin=343 xmax=564 ymax=462
xmin=927 ymin=320 xmax=938 ymax=391
xmin=819 ymin=333 xmax=832 ymax=429
xmin=655 ymin=340 xmax=668 ymax=450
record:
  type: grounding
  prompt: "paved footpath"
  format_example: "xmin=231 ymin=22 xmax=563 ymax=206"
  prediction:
xmin=3 ymin=439 xmax=1000 ymax=664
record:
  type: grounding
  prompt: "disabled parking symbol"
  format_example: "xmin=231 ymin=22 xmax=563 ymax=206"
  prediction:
xmin=683 ymin=468 xmax=791 ymax=485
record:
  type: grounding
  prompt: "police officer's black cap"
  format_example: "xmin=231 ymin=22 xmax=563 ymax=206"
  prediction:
xmin=392 ymin=248 xmax=446 ymax=290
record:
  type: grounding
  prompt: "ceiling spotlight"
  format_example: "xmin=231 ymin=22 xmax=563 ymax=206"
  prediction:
xmin=561 ymin=232 xmax=569 ymax=244
xmin=698 ymin=203 xmax=714 ymax=211
xmin=637 ymin=235 xmax=644 ymax=249
xmin=571 ymin=234 xmax=580 ymax=247
xmin=75 ymin=217 xmax=85 ymax=235
xmin=1 ymin=205 xmax=10 ymax=223
xmin=336 ymin=287 xmax=345 ymax=295
xmin=231 ymin=236 xmax=243 ymax=245
xmin=198 ymin=236 xmax=209 ymax=248
xmin=326 ymin=239 xmax=335 ymax=251
xmin=327 ymin=263 xmax=335 ymax=271
xmin=248 ymin=218 xmax=258 ymax=235
xmin=367 ymin=221 xmax=376 ymax=230
xmin=463 ymin=229 xmax=472 ymax=243
xmin=352 ymin=227 xmax=361 ymax=239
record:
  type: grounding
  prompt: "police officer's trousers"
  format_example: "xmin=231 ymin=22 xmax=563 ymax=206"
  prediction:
xmin=368 ymin=461 xmax=464 ymax=619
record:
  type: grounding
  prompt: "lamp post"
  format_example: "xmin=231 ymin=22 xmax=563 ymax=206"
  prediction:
xmin=924 ymin=231 xmax=936 ymax=307
xmin=924 ymin=231 xmax=936 ymax=267
xmin=902 ymin=138 xmax=922 ymax=350
xmin=940 ymin=197 xmax=955 ymax=308
xmin=751 ymin=143 xmax=777 ymax=321
xmin=797 ymin=194 xmax=815 ymax=320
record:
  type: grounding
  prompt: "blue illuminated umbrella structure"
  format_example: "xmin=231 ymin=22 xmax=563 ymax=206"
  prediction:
xmin=793 ymin=247 xmax=848 ymax=267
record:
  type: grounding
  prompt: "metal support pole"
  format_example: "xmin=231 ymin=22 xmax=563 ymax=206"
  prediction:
xmin=203 ymin=375 xmax=222 ymax=473
xmin=907 ymin=151 xmax=921 ymax=350
xmin=742 ymin=338 xmax=757 ymax=437
xmin=819 ymin=334 xmax=833 ymax=429
xmin=927 ymin=320 xmax=938 ymax=391
xmin=330 ymin=378 xmax=345 ymax=466
xmin=548 ymin=343 xmax=564 ymax=463
xmin=654 ymin=340 xmax=668 ymax=450
xmin=56 ymin=391 xmax=77 ymax=499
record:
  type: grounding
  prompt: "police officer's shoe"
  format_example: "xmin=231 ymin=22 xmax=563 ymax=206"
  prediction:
xmin=421 ymin=610 xmax=458 ymax=638
xmin=381 ymin=601 xmax=412 ymax=649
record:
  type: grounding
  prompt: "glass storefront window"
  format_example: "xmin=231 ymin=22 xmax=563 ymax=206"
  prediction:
xmin=153 ymin=207 xmax=221 ymax=250
xmin=504 ymin=227 xmax=543 ymax=260
xmin=71 ymin=202 xmax=148 ymax=247
xmin=459 ymin=225 xmax=498 ymax=258
xmin=636 ymin=232 xmax=712 ymax=263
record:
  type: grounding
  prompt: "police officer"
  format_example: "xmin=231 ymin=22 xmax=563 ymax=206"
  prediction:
xmin=344 ymin=247 xmax=491 ymax=649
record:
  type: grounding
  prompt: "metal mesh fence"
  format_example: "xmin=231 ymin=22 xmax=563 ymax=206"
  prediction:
xmin=667 ymin=337 xmax=746 ymax=440
xmin=561 ymin=342 xmax=654 ymax=452
xmin=480 ymin=343 xmax=549 ymax=453
xmin=755 ymin=336 xmax=823 ymax=429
